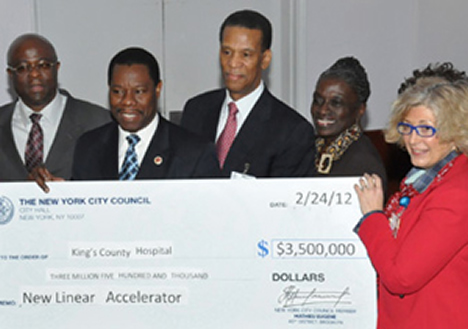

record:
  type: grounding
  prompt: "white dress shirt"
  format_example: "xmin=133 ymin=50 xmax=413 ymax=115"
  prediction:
xmin=11 ymin=91 xmax=67 ymax=163
xmin=216 ymin=81 xmax=264 ymax=141
xmin=118 ymin=113 xmax=159 ymax=171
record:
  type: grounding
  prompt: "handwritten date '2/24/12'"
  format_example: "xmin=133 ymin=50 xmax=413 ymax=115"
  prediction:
xmin=295 ymin=191 xmax=352 ymax=207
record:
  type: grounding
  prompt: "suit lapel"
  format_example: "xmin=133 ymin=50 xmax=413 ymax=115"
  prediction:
xmin=222 ymin=89 xmax=271 ymax=171
xmin=137 ymin=117 xmax=171 ymax=179
xmin=45 ymin=95 xmax=83 ymax=171
xmin=202 ymin=90 xmax=225 ymax=142
xmin=0 ymin=103 xmax=29 ymax=178
xmin=101 ymin=124 xmax=120 ymax=179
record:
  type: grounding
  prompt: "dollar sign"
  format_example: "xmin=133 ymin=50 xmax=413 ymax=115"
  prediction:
xmin=257 ymin=240 xmax=269 ymax=258
xmin=277 ymin=242 xmax=284 ymax=256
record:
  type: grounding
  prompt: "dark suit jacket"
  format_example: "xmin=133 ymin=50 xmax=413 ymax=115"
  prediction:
xmin=72 ymin=117 xmax=220 ymax=180
xmin=0 ymin=90 xmax=111 ymax=181
xmin=180 ymin=88 xmax=316 ymax=177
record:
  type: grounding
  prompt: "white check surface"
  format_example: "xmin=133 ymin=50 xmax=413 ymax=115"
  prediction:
xmin=0 ymin=178 xmax=376 ymax=328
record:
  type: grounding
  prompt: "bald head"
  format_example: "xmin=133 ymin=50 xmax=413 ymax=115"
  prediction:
xmin=7 ymin=33 xmax=60 ymax=112
xmin=7 ymin=34 xmax=57 ymax=66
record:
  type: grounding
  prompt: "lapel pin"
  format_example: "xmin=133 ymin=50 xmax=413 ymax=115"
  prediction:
xmin=154 ymin=156 xmax=163 ymax=166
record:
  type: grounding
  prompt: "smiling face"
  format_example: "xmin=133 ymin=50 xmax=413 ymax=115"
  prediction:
xmin=219 ymin=26 xmax=271 ymax=101
xmin=402 ymin=105 xmax=455 ymax=169
xmin=7 ymin=37 xmax=60 ymax=112
xmin=311 ymin=78 xmax=364 ymax=143
xmin=109 ymin=64 xmax=162 ymax=132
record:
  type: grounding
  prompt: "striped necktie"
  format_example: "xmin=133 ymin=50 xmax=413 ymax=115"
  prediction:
xmin=119 ymin=134 xmax=140 ymax=180
xmin=25 ymin=113 xmax=44 ymax=172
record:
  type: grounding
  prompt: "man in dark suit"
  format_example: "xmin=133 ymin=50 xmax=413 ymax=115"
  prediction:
xmin=0 ymin=34 xmax=110 ymax=181
xmin=71 ymin=47 xmax=220 ymax=181
xmin=181 ymin=10 xmax=316 ymax=178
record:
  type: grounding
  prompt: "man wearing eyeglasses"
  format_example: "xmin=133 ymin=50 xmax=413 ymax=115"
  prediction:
xmin=0 ymin=33 xmax=111 ymax=181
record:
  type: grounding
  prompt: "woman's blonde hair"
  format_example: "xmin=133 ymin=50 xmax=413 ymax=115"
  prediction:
xmin=385 ymin=77 xmax=468 ymax=155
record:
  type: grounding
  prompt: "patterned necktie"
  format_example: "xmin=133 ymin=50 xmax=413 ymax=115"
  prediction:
xmin=25 ymin=113 xmax=44 ymax=172
xmin=119 ymin=134 xmax=140 ymax=180
xmin=216 ymin=102 xmax=238 ymax=168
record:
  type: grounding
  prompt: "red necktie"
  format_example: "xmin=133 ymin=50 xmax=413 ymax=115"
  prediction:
xmin=216 ymin=102 xmax=238 ymax=168
xmin=25 ymin=113 xmax=44 ymax=172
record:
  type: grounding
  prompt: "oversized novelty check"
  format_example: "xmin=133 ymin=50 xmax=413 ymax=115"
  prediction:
xmin=0 ymin=178 xmax=376 ymax=328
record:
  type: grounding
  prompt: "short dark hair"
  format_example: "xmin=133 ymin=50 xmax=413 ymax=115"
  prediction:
xmin=219 ymin=9 xmax=272 ymax=51
xmin=397 ymin=62 xmax=467 ymax=94
xmin=317 ymin=56 xmax=371 ymax=105
xmin=108 ymin=47 xmax=160 ymax=85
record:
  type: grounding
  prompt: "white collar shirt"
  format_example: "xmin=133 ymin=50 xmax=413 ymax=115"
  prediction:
xmin=11 ymin=91 xmax=66 ymax=163
xmin=118 ymin=113 xmax=159 ymax=171
xmin=216 ymin=81 xmax=264 ymax=141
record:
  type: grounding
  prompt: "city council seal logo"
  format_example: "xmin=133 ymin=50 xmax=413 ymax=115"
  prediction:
xmin=0 ymin=196 xmax=14 ymax=225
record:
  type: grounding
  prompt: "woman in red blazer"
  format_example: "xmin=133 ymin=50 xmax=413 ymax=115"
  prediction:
xmin=354 ymin=78 xmax=468 ymax=328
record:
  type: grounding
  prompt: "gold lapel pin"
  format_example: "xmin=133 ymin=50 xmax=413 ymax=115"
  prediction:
xmin=154 ymin=156 xmax=163 ymax=166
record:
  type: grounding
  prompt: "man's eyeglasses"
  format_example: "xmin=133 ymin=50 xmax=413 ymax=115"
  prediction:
xmin=397 ymin=122 xmax=437 ymax=137
xmin=8 ymin=61 xmax=57 ymax=75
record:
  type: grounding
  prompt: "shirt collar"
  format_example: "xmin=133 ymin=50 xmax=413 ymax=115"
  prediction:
xmin=118 ymin=113 xmax=159 ymax=144
xmin=17 ymin=90 xmax=65 ymax=127
xmin=224 ymin=80 xmax=264 ymax=115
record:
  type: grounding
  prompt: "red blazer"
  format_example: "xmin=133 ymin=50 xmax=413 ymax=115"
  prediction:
xmin=359 ymin=154 xmax=468 ymax=329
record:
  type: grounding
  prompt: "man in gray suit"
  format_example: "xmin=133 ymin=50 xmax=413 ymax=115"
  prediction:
xmin=0 ymin=34 xmax=110 ymax=181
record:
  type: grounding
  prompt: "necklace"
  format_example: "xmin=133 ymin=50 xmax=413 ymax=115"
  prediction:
xmin=315 ymin=124 xmax=361 ymax=174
